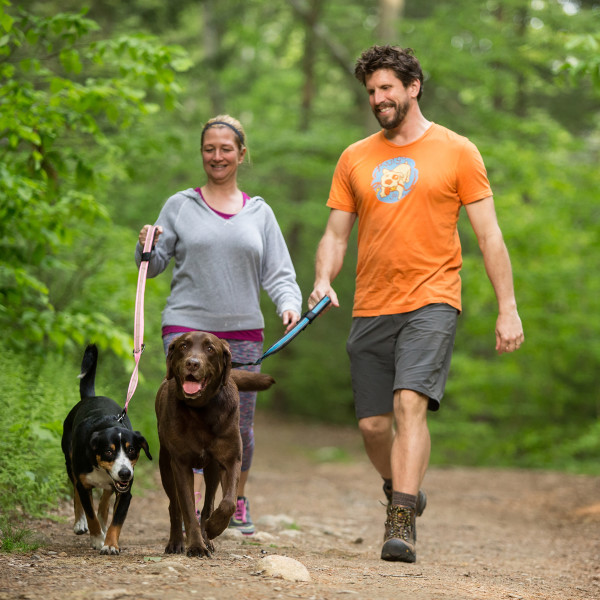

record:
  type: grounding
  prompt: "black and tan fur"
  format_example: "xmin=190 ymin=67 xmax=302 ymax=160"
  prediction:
xmin=61 ymin=344 xmax=151 ymax=555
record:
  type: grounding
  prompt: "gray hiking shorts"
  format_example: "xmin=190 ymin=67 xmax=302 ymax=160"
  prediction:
xmin=346 ymin=303 xmax=458 ymax=418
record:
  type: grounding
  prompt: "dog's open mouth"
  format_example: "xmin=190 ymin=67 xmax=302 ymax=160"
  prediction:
xmin=182 ymin=375 xmax=208 ymax=396
xmin=113 ymin=479 xmax=131 ymax=493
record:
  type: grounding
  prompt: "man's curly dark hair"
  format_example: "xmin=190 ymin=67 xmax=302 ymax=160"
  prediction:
xmin=354 ymin=45 xmax=424 ymax=100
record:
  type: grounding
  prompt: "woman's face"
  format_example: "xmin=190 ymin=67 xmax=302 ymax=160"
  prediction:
xmin=201 ymin=127 xmax=245 ymax=184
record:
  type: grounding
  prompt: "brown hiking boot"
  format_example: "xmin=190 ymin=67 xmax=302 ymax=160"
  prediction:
xmin=381 ymin=505 xmax=417 ymax=563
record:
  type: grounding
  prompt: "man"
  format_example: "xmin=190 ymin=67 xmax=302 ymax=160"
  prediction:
xmin=308 ymin=45 xmax=524 ymax=563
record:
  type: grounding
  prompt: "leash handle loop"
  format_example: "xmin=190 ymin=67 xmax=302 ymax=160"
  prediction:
xmin=303 ymin=295 xmax=332 ymax=322
xmin=123 ymin=226 xmax=156 ymax=413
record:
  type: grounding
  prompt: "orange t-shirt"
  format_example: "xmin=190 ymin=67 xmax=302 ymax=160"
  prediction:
xmin=327 ymin=123 xmax=492 ymax=316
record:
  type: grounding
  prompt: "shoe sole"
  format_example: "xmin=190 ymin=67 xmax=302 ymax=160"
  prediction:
xmin=381 ymin=538 xmax=416 ymax=563
xmin=229 ymin=521 xmax=255 ymax=535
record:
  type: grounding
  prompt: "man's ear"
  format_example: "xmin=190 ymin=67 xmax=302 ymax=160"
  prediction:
xmin=409 ymin=78 xmax=421 ymax=99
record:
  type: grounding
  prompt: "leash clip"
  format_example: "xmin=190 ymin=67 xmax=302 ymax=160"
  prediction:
xmin=116 ymin=408 xmax=127 ymax=423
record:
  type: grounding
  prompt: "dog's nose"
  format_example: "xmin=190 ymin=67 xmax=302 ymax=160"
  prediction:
xmin=185 ymin=357 xmax=200 ymax=371
xmin=118 ymin=467 xmax=132 ymax=480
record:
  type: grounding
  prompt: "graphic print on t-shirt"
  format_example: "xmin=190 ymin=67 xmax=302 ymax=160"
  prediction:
xmin=371 ymin=157 xmax=418 ymax=204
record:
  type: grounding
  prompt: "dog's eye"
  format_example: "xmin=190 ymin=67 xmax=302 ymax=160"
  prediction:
xmin=207 ymin=345 xmax=214 ymax=353
xmin=180 ymin=343 xmax=187 ymax=350
xmin=104 ymin=450 xmax=114 ymax=459
xmin=127 ymin=447 xmax=137 ymax=457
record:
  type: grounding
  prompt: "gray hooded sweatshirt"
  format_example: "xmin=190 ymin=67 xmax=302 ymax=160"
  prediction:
xmin=135 ymin=188 xmax=302 ymax=332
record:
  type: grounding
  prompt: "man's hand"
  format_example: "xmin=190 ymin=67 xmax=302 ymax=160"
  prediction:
xmin=308 ymin=285 xmax=338 ymax=312
xmin=495 ymin=310 xmax=524 ymax=355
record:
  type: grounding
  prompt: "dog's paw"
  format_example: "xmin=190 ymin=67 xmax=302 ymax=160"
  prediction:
xmin=74 ymin=518 xmax=88 ymax=535
xmin=165 ymin=541 xmax=186 ymax=554
xmin=100 ymin=545 xmax=120 ymax=555
xmin=90 ymin=534 xmax=105 ymax=550
xmin=186 ymin=543 xmax=212 ymax=558
xmin=206 ymin=510 xmax=231 ymax=539
xmin=200 ymin=530 xmax=215 ymax=554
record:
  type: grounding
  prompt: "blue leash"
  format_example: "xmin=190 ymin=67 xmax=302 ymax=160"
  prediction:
xmin=232 ymin=296 xmax=332 ymax=367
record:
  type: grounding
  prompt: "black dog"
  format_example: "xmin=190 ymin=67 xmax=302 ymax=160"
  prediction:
xmin=61 ymin=344 xmax=152 ymax=555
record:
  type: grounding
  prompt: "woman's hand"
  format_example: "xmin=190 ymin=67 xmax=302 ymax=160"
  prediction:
xmin=139 ymin=224 xmax=163 ymax=246
xmin=282 ymin=310 xmax=300 ymax=334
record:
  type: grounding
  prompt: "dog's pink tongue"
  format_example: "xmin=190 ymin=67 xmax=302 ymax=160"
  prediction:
xmin=183 ymin=381 xmax=201 ymax=395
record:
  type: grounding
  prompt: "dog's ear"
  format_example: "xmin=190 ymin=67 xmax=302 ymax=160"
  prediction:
xmin=220 ymin=340 xmax=232 ymax=387
xmin=134 ymin=432 xmax=152 ymax=460
xmin=165 ymin=339 xmax=178 ymax=380
xmin=89 ymin=431 xmax=101 ymax=455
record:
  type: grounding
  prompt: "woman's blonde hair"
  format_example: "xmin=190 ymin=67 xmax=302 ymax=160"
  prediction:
xmin=201 ymin=115 xmax=247 ymax=152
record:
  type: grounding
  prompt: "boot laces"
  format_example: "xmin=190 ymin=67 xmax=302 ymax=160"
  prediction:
xmin=386 ymin=506 xmax=414 ymax=541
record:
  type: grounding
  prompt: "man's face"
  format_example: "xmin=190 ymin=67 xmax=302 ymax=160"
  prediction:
xmin=365 ymin=69 xmax=416 ymax=130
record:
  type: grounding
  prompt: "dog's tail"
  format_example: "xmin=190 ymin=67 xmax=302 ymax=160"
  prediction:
xmin=78 ymin=344 xmax=98 ymax=399
xmin=231 ymin=370 xmax=275 ymax=392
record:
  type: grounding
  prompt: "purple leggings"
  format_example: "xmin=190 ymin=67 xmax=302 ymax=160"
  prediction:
xmin=162 ymin=332 xmax=262 ymax=473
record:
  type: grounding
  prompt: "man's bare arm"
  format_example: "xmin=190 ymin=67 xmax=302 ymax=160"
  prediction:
xmin=309 ymin=209 xmax=357 ymax=310
xmin=465 ymin=197 xmax=524 ymax=354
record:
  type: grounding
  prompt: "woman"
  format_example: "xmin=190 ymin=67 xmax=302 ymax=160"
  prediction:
xmin=136 ymin=115 xmax=302 ymax=535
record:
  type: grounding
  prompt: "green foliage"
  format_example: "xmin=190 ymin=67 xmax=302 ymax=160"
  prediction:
xmin=0 ymin=344 xmax=77 ymax=517
xmin=0 ymin=515 xmax=41 ymax=553
xmin=555 ymin=32 xmax=600 ymax=89
xmin=0 ymin=2 xmax=190 ymax=356
xmin=0 ymin=4 xmax=186 ymax=518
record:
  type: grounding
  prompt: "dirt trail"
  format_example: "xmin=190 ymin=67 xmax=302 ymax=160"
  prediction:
xmin=1 ymin=413 xmax=600 ymax=600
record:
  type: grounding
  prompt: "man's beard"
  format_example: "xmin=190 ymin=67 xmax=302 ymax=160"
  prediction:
xmin=374 ymin=100 xmax=409 ymax=130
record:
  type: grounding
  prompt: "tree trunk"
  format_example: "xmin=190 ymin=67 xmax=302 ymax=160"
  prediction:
xmin=378 ymin=0 xmax=405 ymax=44
xmin=202 ymin=0 xmax=225 ymax=114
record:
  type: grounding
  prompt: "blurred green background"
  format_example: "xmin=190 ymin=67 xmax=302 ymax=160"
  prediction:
xmin=1 ymin=0 xmax=599 ymax=517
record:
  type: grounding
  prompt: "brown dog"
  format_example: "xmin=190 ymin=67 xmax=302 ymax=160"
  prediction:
xmin=155 ymin=331 xmax=274 ymax=557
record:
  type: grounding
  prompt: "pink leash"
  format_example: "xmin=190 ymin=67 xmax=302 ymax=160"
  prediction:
xmin=119 ymin=225 xmax=156 ymax=420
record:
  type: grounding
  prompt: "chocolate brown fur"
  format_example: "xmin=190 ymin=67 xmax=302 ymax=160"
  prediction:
xmin=155 ymin=331 xmax=274 ymax=556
